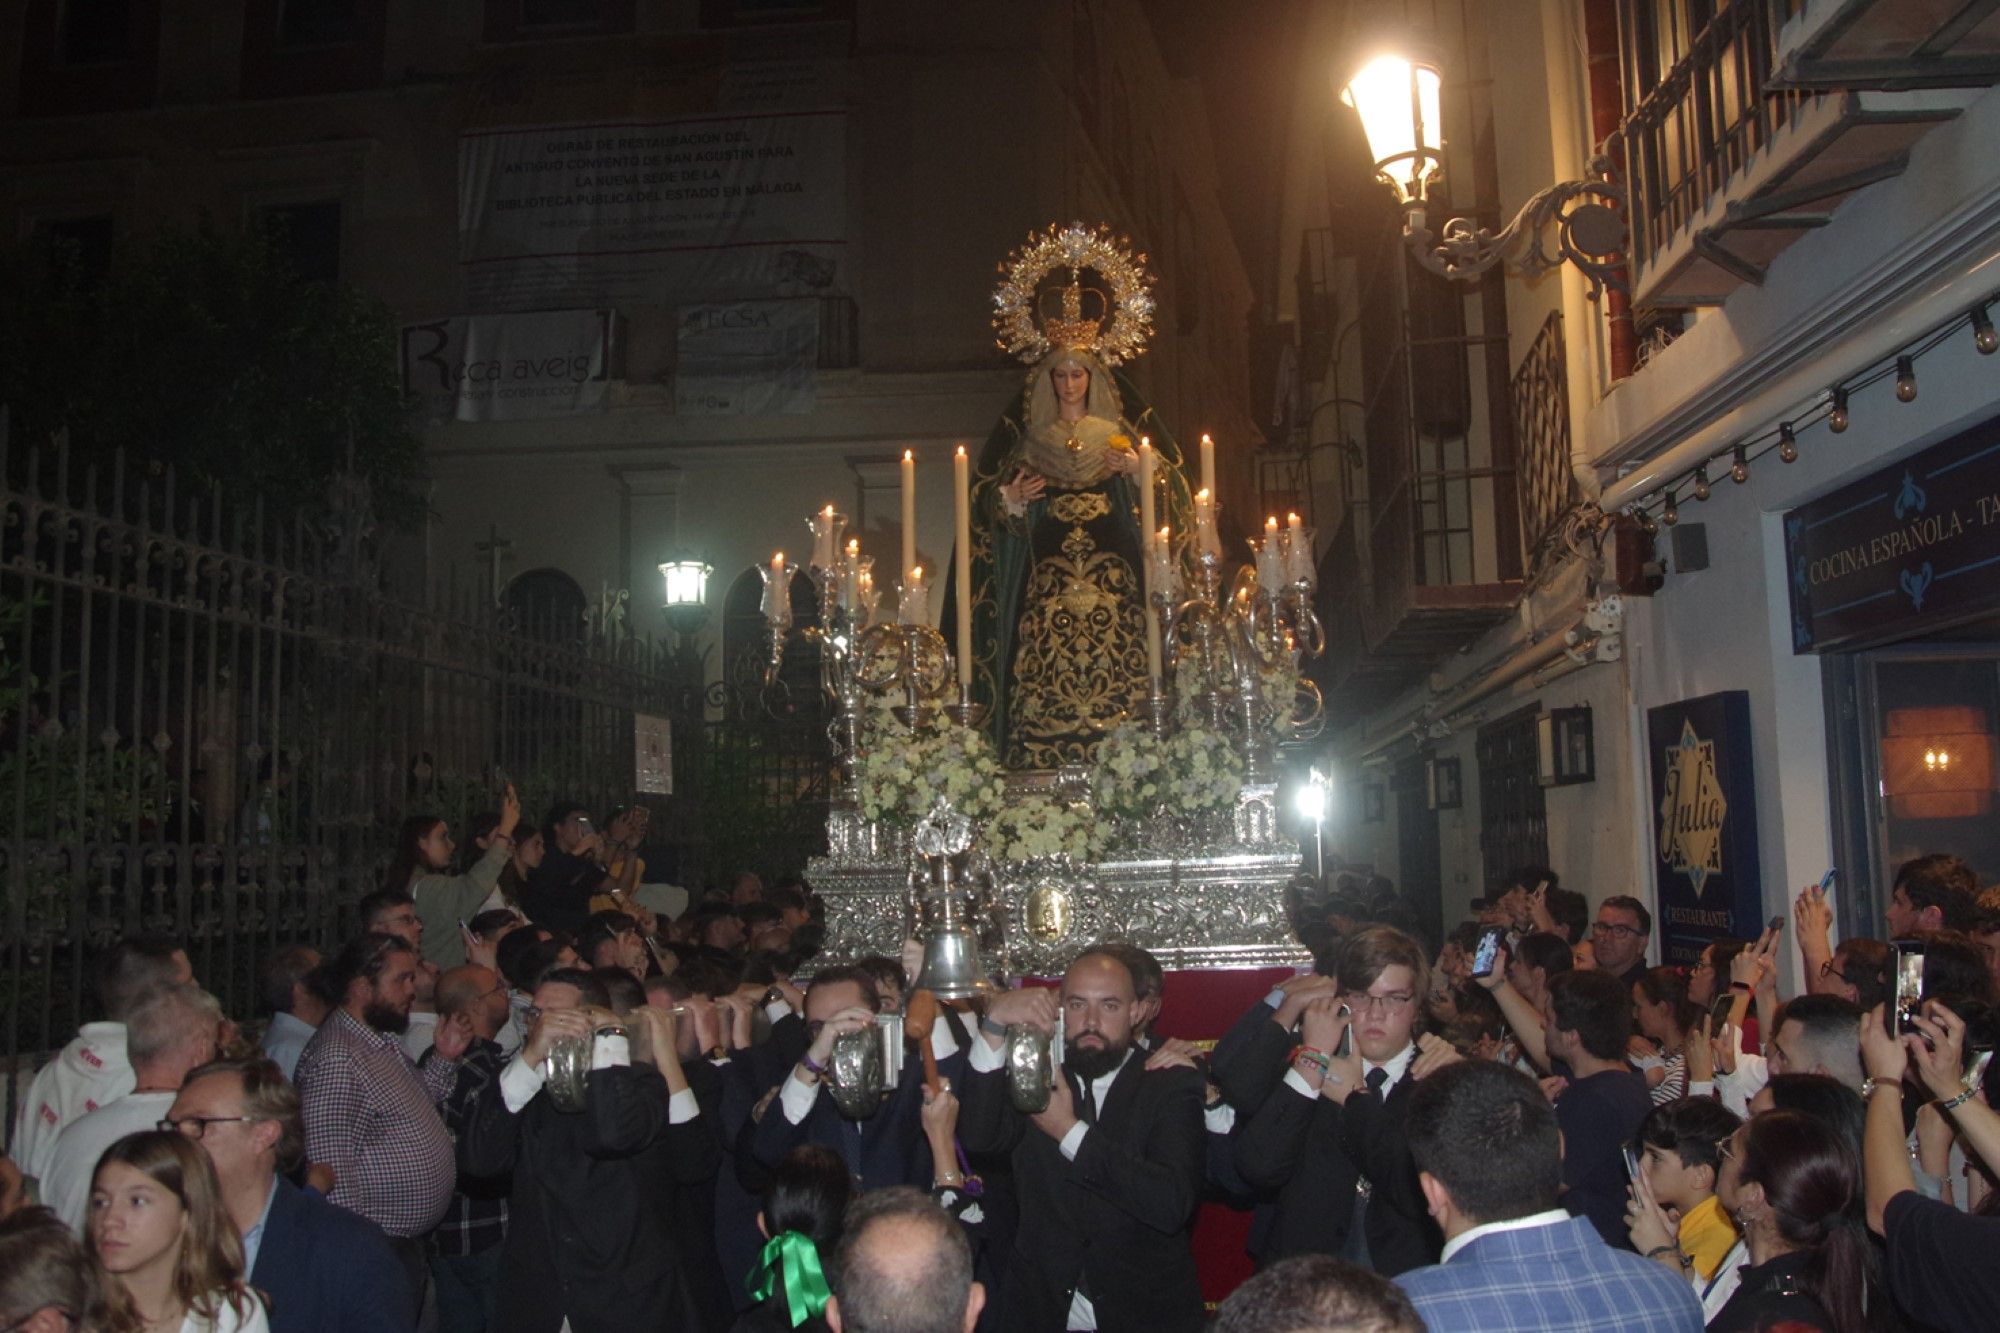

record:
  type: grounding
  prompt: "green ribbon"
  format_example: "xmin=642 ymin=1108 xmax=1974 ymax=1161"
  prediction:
xmin=747 ymin=1230 xmax=832 ymax=1328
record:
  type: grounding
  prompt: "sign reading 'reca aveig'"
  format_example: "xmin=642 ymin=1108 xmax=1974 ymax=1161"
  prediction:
xmin=1784 ymin=414 xmax=2000 ymax=652
xmin=1647 ymin=691 xmax=1764 ymax=968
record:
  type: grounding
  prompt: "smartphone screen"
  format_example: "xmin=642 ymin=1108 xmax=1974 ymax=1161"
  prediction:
xmin=1622 ymin=1145 xmax=1642 ymax=1183
xmin=1470 ymin=927 xmax=1504 ymax=979
xmin=1892 ymin=941 xmax=1927 ymax=1035
xmin=1767 ymin=915 xmax=1785 ymax=933
xmin=1709 ymin=992 xmax=1736 ymax=1032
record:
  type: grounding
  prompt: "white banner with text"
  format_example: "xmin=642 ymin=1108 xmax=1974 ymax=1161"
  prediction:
xmin=400 ymin=309 xmax=615 ymax=422
xmin=458 ymin=112 xmax=846 ymax=311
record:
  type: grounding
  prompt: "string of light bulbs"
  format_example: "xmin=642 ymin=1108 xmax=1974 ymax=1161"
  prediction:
xmin=1628 ymin=293 xmax=2000 ymax=534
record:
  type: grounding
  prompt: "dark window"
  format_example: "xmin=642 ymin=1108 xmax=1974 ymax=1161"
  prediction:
xmin=505 ymin=568 xmax=588 ymax=644
xmin=278 ymin=0 xmax=359 ymax=48
xmin=57 ymin=0 xmax=135 ymax=64
xmin=521 ymin=0 xmax=599 ymax=26
xmin=1477 ymin=705 xmax=1551 ymax=893
xmin=260 ymin=200 xmax=342 ymax=283
xmin=34 ymin=215 xmax=115 ymax=288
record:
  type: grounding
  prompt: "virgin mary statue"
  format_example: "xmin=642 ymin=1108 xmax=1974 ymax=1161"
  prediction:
xmin=944 ymin=224 xmax=1191 ymax=769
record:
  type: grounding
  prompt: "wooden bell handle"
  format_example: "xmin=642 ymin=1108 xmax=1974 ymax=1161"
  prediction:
xmin=905 ymin=988 xmax=944 ymax=1096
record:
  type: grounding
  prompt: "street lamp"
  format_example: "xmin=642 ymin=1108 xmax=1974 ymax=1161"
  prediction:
xmin=1291 ymin=764 xmax=1332 ymax=884
xmin=658 ymin=554 xmax=713 ymax=718
xmin=659 ymin=556 xmax=713 ymax=640
xmin=1338 ymin=48 xmax=1627 ymax=299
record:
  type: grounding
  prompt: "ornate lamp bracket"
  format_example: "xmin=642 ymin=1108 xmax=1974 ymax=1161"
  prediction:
xmin=1403 ymin=155 xmax=1628 ymax=300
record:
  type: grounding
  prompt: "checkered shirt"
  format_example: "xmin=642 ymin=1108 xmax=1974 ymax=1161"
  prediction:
xmin=296 ymin=1007 xmax=458 ymax=1238
xmin=431 ymin=1036 xmax=509 ymax=1257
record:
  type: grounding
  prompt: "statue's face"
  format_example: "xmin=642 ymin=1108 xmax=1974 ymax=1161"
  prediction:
xmin=1050 ymin=361 xmax=1090 ymax=408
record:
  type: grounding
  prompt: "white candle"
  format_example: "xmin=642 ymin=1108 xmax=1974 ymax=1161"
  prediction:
xmin=1137 ymin=439 xmax=1156 ymax=581
xmin=840 ymin=539 xmax=861 ymax=613
xmin=1257 ymin=517 xmax=1284 ymax=593
xmin=1152 ymin=525 xmax=1177 ymax=600
xmin=1288 ymin=519 xmax=1316 ymax=585
xmin=1194 ymin=488 xmax=1221 ymax=559
xmin=901 ymin=449 xmax=917 ymax=590
xmin=899 ymin=565 xmax=927 ymax=625
xmin=812 ymin=505 xmax=836 ymax=569
xmin=953 ymin=446 xmax=973 ymax=690
xmin=761 ymin=552 xmax=791 ymax=627
xmin=1200 ymin=433 xmax=1216 ymax=501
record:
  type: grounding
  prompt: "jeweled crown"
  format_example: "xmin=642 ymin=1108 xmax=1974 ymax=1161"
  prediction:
xmin=1040 ymin=270 xmax=1108 ymax=351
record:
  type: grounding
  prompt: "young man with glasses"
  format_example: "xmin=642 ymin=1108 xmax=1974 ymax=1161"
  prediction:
xmin=165 ymin=1056 xmax=412 ymax=1333
xmin=1236 ymin=927 xmax=1459 ymax=1275
xmin=1589 ymin=897 xmax=1654 ymax=987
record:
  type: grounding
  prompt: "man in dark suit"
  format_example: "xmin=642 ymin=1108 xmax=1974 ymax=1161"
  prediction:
xmin=166 ymin=1056 xmax=412 ymax=1333
xmin=461 ymin=968 xmax=706 ymax=1333
xmin=747 ymin=964 xmax=963 ymax=1194
xmin=957 ymin=947 xmax=1207 ymax=1333
xmin=1394 ymin=1061 xmax=1702 ymax=1331
xmin=1235 ymin=927 xmax=1451 ymax=1275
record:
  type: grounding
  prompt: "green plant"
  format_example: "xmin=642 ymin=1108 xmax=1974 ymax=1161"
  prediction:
xmin=0 ymin=217 xmax=426 ymax=528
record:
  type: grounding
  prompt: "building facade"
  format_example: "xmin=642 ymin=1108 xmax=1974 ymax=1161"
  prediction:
xmin=1277 ymin=0 xmax=2000 ymax=984
xmin=0 ymin=0 xmax=1260 ymax=692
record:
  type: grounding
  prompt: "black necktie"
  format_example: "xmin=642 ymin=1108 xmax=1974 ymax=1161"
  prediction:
xmin=1073 ymin=1071 xmax=1096 ymax=1125
xmin=1366 ymin=1066 xmax=1389 ymax=1096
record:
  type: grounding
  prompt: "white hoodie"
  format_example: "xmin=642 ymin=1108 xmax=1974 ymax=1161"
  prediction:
xmin=8 ymin=1022 xmax=135 ymax=1181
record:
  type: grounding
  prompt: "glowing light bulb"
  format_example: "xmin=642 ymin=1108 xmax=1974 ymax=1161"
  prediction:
xmin=1829 ymin=388 xmax=1849 ymax=433
xmin=1662 ymin=491 xmax=1679 ymax=526
xmin=1895 ymin=355 xmax=1917 ymax=403
xmin=1730 ymin=445 xmax=1749 ymax=485
xmin=1777 ymin=423 xmax=1799 ymax=464
xmin=1692 ymin=468 xmax=1711 ymax=502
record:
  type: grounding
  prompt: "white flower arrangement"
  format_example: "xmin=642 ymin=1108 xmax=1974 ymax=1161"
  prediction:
xmin=853 ymin=716 xmax=1005 ymax=827
xmin=1159 ymin=722 xmax=1246 ymax=817
xmin=985 ymin=793 xmax=1102 ymax=862
xmin=1092 ymin=723 xmax=1172 ymax=821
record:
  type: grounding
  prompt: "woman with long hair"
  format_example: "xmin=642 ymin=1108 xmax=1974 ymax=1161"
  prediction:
xmin=1711 ymin=1110 xmax=1880 ymax=1333
xmin=733 ymin=1146 xmax=851 ymax=1333
xmin=387 ymin=782 xmax=522 ymax=968
xmin=86 ymin=1132 xmax=268 ymax=1333
xmin=1633 ymin=966 xmax=1701 ymax=1105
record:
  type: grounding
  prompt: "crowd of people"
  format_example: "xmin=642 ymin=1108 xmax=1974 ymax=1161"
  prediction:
xmin=3 ymin=789 xmax=1999 ymax=1333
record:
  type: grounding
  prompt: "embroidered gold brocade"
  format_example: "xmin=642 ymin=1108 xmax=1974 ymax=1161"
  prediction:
xmin=1049 ymin=492 xmax=1111 ymax=524
xmin=1008 ymin=510 xmax=1149 ymax=770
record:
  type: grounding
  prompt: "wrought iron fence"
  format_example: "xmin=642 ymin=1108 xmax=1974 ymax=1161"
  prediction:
xmin=1512 ymin=311 xmax=1576 ymax=579
xmin=0 ymin=430 xmax=830 ymax=1131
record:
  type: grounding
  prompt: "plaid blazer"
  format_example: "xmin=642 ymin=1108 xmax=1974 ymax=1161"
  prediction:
xmin=1396 ymin=1214 xmax=1704 ymax=1333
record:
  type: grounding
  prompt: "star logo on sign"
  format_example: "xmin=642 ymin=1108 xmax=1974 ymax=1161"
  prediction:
xmin=1659 ymin=720 xmax=1727 ymax=896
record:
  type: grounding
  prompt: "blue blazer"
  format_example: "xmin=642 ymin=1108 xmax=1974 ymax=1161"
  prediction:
xmin=1396 ymin=1214 xmax=1704 ymax=1333
xmin=252 ymin=1177 xmax=414 ymax=1333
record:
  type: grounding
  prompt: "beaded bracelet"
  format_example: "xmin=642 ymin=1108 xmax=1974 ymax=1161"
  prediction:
xmin=1289 ymin=1044 xmax=1331 ymax=1073
xmin=1939 ymin=1084 xmax=1981 ymax=1113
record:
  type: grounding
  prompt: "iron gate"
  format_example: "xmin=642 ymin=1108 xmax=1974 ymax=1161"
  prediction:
xmin=1 ymin=432 xmax=830 ymax=1130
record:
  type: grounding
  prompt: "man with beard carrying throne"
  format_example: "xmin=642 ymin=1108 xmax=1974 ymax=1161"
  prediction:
xmin=949 ymin=223 xmax=1192 ymax=770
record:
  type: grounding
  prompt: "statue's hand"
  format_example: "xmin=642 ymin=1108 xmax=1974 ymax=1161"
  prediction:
xmin=1103 ymin=448 xmax=1139 ymax=477
xmin=1000 ymin=470 xmax=1046 ymax=511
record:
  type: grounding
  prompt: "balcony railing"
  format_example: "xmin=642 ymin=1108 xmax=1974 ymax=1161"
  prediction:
xmin=1619 ymin=0 xmax=1820 ymax=286
xmin=1512 ymin=311 xmax=1577 ymax=579
xmin=1614 ymin=0 xmax=1968 ymax=306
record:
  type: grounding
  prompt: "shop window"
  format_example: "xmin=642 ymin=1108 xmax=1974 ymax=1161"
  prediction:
xmin=259 ymin=200 xmax=342 ymax=284
xmin=1827 ymin=645 xmax=2000 ymax=927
